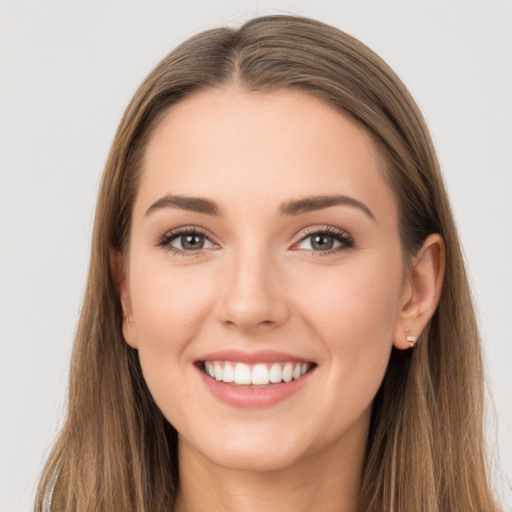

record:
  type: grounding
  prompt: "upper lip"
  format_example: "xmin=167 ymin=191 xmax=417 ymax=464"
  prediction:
xmin=196 ymin=349 xmax=315 ymax=364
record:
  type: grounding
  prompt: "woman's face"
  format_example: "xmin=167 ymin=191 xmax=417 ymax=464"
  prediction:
xmin=121 ymin=88 xmax=410 ymax=472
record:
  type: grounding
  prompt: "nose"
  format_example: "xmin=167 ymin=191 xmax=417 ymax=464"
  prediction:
xmin=216 ymin=248 xmax=289 ymax=334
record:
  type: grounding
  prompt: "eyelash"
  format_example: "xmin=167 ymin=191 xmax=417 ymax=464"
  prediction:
xmin=293 ymin=225 xmax=354 ymax=257
xmin=157 ymin=226 xmax=214 ymax=256
xmin=156 ymin=225 xmax=355 ymax=257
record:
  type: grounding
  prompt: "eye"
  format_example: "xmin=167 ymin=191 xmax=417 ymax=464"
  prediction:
xmin=157 ymin=228 xmax=216 ymax=254
xmin=294 ymin=227 xmax=354 ymax=254
xmin=172 ymin=233 xmax=213 ymax=251
xmin=298 ymin=233 xmax=340 ymax=251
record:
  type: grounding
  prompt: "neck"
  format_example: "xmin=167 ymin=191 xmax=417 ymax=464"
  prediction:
xmin=175 ymin=414 xmax=369 ymax=512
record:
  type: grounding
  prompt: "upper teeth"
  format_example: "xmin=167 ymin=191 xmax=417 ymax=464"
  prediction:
xmin=204 ymin=361 xmax=311 ymax=386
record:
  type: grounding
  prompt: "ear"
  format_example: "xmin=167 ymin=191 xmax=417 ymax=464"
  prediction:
xmin=110 ymin=250 xmax=138 ymax=349
xmin=393 ymin=233 xmax=445 ymax=350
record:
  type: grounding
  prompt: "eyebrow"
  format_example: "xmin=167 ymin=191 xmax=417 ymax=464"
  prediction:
xmin=144 ymin=193 xmax=375 ymax=221
xmin=278 ymin=195 xmax=375 ymax=220
xmin=145 ymin=195 xmax=222 ymax=217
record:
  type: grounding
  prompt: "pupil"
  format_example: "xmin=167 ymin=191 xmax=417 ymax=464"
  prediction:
xmin=311 ymin=234 xmax=333 ymax=250
xmin=182 ymin=234 xmax=204 ymax=250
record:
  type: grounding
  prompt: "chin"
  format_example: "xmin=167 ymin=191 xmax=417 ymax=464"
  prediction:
xmin=207 ymin=446 xmax=305 ymax=474
xmin=181 ymin=425 xmax=312 ymax=474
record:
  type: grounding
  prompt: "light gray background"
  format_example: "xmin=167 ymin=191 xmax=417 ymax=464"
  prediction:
xmin=1 ymin=1 xmax=511 ymax=510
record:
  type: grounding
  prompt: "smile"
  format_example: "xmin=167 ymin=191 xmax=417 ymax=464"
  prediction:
xmin=195 ymin=350 xmax=317 ymax=407
xmin=202 ymin=361 xmax=314 ymax=386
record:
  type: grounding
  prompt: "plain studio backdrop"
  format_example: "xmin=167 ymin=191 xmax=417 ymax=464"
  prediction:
xmin=1 ymin=1 xmax=511 ymax=510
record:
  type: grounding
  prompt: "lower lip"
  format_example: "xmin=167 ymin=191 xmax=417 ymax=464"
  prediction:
xmin=196 ymin=365 xmax=314 ymax=408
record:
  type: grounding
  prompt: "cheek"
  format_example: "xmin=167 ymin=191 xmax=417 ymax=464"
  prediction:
xmin=298 ymin=253 xmax=402 ymax=340
xmin=131 ymin=261 xmax=214 ymax=344
xmin=294 ymin=256 xmax=403 ymax=418
xmin=128 ymin=261 xmax=216 ymax=402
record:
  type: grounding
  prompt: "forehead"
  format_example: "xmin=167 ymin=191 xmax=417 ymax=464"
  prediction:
xmin=135 ymin=88 xmax=396 ymax=225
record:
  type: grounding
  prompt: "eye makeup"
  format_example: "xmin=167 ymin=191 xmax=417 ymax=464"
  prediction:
xmin=155 ymin=223 xmax=355 ymax=258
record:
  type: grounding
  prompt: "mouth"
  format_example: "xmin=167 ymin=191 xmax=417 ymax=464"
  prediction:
xmin=198 ymin=360 xmax=316 ymax=387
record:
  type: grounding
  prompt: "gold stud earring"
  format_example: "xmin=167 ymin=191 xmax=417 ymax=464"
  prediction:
xmin=405 ymin=329 xmax=417 ymax=348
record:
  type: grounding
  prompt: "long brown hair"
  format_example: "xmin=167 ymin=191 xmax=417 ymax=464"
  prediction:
xmin=35 ymin=15 xmax=500 ymax=511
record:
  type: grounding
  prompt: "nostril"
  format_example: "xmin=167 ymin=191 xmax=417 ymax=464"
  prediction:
xmin=221 ymin=318 xmax=279 ymax=333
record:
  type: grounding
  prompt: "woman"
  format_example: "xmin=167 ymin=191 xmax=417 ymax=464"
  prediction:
xmin=35 ymin=15 xmax=501 ymax=512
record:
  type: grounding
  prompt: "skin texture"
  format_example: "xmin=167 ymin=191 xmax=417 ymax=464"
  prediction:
xmin=118 ymin=88 xmax=444 ymax=512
